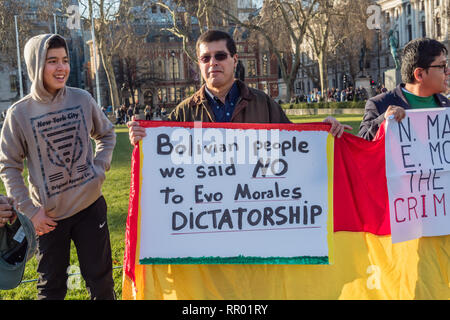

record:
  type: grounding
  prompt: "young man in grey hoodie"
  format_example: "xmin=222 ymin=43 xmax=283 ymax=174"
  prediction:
xmin=0 ymin=34 xmax=116 ymax=299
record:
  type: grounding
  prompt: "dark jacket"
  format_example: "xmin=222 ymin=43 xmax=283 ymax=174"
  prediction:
xmin=168 ymin=80 xmax=291 ymax=124
xmin=358 ymin=84 xmax=449 ymax=141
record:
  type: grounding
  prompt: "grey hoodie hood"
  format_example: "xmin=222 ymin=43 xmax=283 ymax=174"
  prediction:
xmin=24 ymin=33 xmax=69 ymax=103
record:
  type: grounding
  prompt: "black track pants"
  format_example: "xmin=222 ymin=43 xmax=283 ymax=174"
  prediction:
xmin=36 ymin=196 xmax=115 ymax=300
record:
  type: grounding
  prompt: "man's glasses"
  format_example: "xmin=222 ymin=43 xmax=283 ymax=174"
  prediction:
xmin=198 ymin=52 xmax=229 ymax=64
xmin=426 ymin=62 xmax=448 ymax=73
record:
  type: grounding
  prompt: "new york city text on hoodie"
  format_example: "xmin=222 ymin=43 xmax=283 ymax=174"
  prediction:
xmin=0 ymin=34 xmax=116 ymax=220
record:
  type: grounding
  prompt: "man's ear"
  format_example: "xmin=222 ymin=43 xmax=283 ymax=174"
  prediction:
xmin=413 ymin=67 xmax=426 ymax=83
xmin=233 ymin=54 xmax=238 ymax=68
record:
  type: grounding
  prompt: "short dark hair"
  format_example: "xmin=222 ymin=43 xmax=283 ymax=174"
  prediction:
xmin=47 ymin=35 xmax=68 ymax=54
xmin=196 ymin=30 xmax=237 ymax=57
xmin=401 ymin=38 xmax=448 ymax=84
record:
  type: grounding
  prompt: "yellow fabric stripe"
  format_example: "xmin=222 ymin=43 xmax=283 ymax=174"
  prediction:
xmin=122 ymin=233 xmax=450 ymax=300
xmin=327 ymin=133 xmax=334 ymax=265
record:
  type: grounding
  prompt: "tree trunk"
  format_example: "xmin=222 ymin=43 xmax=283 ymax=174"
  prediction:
xmin=348 ymin=61 xmax=357 ymax=88
xmin=125 ymin=58 xmax=136 ymax=105
xmin=318 ymin=53 xmax=328 ymax=99
xmin=285 ymin=79 xmax=294 ymax=102
xmin=99 ymin=41 xmax=120 ymax=109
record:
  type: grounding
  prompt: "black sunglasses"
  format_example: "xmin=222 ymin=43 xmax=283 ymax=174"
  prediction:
xmin=198 ymin=52 xmax=229 ymax=64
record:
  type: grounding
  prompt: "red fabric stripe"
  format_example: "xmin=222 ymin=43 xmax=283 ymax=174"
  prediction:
xmin=136 ymin=120 xmax=331 ymax=132
xmin=333 ymin=122 xmax=390 ymax=234
xmin=124 ymin=144 xmax=141 ymax=283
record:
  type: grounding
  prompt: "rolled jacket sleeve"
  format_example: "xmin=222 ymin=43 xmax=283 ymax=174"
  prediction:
xmin=358 ymin=99 xmax=385 ymax=141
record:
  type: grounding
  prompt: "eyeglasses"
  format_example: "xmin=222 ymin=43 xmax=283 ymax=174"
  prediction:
xmin=198 ymin=52 xmax=229 ymax=64
xmin=426 ymin=63 xmax=448 ymax=73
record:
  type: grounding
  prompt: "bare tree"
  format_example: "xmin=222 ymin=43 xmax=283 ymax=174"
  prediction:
xmin=76 ymin=0 xmax=151 ymax=109
xmin=0 ymin=1 xmax=33 ymax=97
xmin=303 ymin=0 xmax=375 ymax=96
xmin=78 ymin=0 xmax=120 ymax=108
xmin=304 ymin=0 xmax=335 ymax=98
xmin=330 ymin=0 xmax=375 ymax=87
xmin=153 ymin=0 xmax=198 ymax=62
xmin=144 ymin=0 xmax=237 ymax=92
xmin=154 ymin=0 xmax=237 ymax=62
xmin=220 ymin=0 xmax=319 ymax=101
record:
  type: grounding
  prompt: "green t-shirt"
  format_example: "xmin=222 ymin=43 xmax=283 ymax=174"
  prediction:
xmin=402 ymin=89 xmax=439 ymax=109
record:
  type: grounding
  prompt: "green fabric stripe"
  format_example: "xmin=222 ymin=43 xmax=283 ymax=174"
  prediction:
xmin=139 ymin=255 xmax=329 ymax=265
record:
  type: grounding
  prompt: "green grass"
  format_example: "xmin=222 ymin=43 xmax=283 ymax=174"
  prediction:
xmin=0 ymin=125 xmax=133 ymax=300
xmin=0 ymin=115 xmax=362 ymax=300
xmin=289 ymin=113 xmax=362 ymax=136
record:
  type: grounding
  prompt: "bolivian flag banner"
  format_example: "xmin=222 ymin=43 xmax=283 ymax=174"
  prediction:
xmin=123 ymin=120 xmax=449 ymax=300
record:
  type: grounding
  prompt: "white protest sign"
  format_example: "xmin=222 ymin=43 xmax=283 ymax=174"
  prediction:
xmin=138 ymin=122 xmax=333 ymax=264
xmin=385 ymin=108 xmax=450 ymax=243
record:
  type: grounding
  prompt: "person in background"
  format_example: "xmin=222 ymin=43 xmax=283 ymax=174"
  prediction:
xmin=126 ymin=105 xmax=134 ymax=122
xmin=114 ymin=107 xmax=122 ymax=125
xmin=359 ymin=38 xmax=449 ymax=141
xmin=144 ymin=105 xmax=152 ymax=120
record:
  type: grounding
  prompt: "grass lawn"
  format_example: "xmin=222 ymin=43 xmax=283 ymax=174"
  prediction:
xmin=0 ymin=113 xmax=362 ymax=300
xmin=0 ymin=126 xmax=133 ymax=300
xmin=289 ymin=114 xmax=362 ymax=136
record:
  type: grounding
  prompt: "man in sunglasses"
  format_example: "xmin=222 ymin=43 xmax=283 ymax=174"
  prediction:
xmin=128 ymin=30 xmax=351 ymax=144
xmin=359 ymin=38 xmax=449 ymax=141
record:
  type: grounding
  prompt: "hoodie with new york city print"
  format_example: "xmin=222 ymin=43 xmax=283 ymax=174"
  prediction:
xmin=0 ymin=33 xmax=116 ymax=220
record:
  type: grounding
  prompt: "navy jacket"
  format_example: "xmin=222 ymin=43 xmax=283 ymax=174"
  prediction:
xmin=358 ymin=84 xmax=449 ymax=141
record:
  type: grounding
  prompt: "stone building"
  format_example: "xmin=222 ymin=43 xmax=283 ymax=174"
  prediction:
xmin=376 ymin=0 xmax=449 ymax=89
xmin=294 ymin=0 xmax=449 ymax=98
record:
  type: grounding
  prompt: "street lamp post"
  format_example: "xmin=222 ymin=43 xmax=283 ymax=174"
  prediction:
xmin=14 ymin=15 xmax=23 ymax=99
xmin=170 ymin=50 xmax=176 ymax=105
xmin=262 ymin=54 xmax=268 ymax=94
xmin=53 ymin=13 xmax=57 ymax=33
xmin=376 ymin=28 xmax=381 ymax=87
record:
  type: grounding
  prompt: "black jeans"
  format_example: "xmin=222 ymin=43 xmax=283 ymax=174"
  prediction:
xmin=36 ymin=196 xmax=115 ymax=300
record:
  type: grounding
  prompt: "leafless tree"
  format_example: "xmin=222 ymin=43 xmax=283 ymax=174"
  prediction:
xmin=153 ymin=0 xmax=236 ymax=61
xmin=302 ymin=0 xmax=375 ymax=96
xmin=330 ymin=0 xmax=375 ymax=87
xmin=78 ymin=0 xmax=121 ymax=108
xmin=219 ymin=0 xmax=319 ymax=101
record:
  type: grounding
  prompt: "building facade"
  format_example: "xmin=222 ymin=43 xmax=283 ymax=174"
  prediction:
xmin=106 ymin=0 xmax=282 ymax=111
xmin=294 ymin=0 xmax=449 ymax=99
xmin=376 ymin=0 xmax=449 ymax=87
